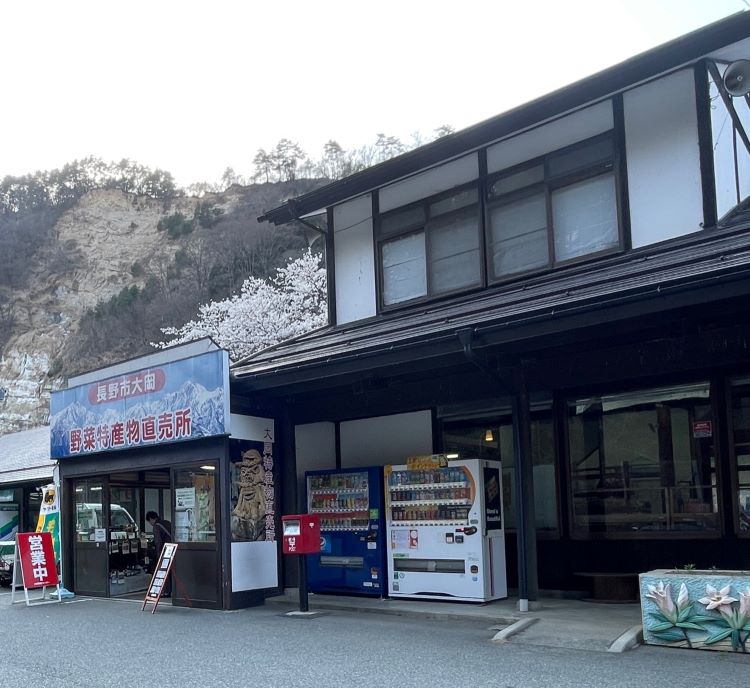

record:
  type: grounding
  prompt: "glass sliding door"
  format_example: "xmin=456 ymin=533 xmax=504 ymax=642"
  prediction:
xmin=171 ymin=462 xmax=220 ymax=608
xmin=442 ymin=410 xmax=558 ymax=535
xmin=72 ymin=478 xmax=109 ymax=596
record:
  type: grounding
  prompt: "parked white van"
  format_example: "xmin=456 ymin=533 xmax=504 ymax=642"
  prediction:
xmin=76 ymin=503 xmax=138 ymax=539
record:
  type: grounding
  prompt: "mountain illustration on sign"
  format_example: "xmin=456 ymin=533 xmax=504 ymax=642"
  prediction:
xmin=50 ymin=381 xmax=224 ymax=455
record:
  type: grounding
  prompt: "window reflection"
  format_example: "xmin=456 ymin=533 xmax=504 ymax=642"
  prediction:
xmin=442 ymin=410 xmax=557 ymax=534
xmin=567 ymin=383 xmax=718 ymax=537
xmin=730 ymin=378 xmax=750 ymax=534
xmin=174 ymin=465 xmax=216 ymax=542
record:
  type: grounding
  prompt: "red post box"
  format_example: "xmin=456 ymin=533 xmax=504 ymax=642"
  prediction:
xmin=282 ymin=514 xmax=321 ymax=555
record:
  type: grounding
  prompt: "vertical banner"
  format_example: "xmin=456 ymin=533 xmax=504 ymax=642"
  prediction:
xmin=36 ymin=484 xmax=61 ymax=563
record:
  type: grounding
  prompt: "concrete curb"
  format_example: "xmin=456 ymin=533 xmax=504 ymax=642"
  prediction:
xmin=490 ymin=617 xmax=539 ymax=643
xmin=607 ymin=624 xmax=643 ymax=653
xmin=267 ymin=595 xmax=519 ymax=625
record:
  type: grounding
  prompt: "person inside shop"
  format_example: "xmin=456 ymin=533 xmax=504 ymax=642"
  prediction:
xmin=146 ymin=511 xmax=172 ymax=597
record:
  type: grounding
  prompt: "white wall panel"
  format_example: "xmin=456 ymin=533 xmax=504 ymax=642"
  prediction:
xmin=486 ymin=101 xmax=613 ymax=174
xmin=333 ymin=194 xmax=372 ymax=234
xmin=333 ymin=194 xmax=377 ymax=324
xmin=230 ymin=413 xmax=274 ymax=442
xmin=295 ymin=422 xmax=336 ymax=480
xmin=624 ymin=70 xmax=704 ymax=247
xmin=340 ymin=410 xmax=433 ymax=467
xmin=379 ymin=154 xmax=479 ymax=213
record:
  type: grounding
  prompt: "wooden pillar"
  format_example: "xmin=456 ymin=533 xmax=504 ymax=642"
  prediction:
xmin=512 ymin=366 xmax=539 ymax=606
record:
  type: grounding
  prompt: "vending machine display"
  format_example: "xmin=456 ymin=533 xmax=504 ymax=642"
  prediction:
xmin=305 ymin=467 xmax=386 ymax=596
xmin=386 ymin=457 xmax=506 ymax=602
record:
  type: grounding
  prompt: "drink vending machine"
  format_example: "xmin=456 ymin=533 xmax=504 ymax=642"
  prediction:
xmin=385 ymin=457 xmax=506 ymax=602
xmin=305 ymin=467 xmax=386 ymax=596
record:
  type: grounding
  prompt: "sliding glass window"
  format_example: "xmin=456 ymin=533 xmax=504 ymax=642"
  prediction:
xmin=567 ymin=383 xmax=719 ymax=538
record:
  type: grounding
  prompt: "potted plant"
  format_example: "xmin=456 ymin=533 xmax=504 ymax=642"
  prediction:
xmin=640 ymin=569 xmax=750 ymax=652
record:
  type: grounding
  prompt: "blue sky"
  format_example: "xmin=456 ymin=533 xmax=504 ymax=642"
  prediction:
xmin=1 ymin=1 xmax=746 ymax=186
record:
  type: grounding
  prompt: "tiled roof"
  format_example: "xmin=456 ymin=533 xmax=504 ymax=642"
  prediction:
xmin=0 ymin=427 xmax=54 ymax=485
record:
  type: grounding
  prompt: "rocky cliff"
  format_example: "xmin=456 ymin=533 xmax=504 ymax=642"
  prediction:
xmin=0 ymin=181 xmax=313 ymax=435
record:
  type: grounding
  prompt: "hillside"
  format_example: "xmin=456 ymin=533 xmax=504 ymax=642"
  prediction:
xmin=0 ymin=180 xmax=318 ymax=435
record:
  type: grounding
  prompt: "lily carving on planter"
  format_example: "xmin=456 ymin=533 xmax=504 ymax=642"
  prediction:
xmin=641 ymin=571 xmax=750 ymax=652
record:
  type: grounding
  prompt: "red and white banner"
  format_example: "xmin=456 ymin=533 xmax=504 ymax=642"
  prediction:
xmin=16 ymin=532 xmax=58 ymax=588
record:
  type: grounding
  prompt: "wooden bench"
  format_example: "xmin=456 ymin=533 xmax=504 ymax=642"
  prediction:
xmin=574 ymin=572 xmax=639 ymax=603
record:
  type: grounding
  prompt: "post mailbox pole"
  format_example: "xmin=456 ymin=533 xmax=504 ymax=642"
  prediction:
xmin=281 ymin=513 xmax=320 ymax=616
xmin=298 ymin=552 xmax=309 ymax=613
xmin=297 ymin=489 xmax=309 ymax=613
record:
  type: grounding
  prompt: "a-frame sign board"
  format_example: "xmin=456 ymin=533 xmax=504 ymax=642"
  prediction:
xmin=10 ymin=532 xmax=61 ymax=607
xmin=141 ymin=542 xmax=178 ymax=614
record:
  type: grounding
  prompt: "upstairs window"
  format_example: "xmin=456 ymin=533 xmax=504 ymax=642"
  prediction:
xmin=487 ymin=134 xmax=619 ymax=281
xmin=378 ymin=187 xmax=481 ymax=307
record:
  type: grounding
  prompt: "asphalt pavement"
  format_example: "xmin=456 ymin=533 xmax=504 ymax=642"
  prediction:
xmin=0 ymin=591 xmax=748 ymax=688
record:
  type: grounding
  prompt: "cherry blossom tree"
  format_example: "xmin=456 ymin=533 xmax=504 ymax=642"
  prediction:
xmin=155 ymin=249 xmax=327 ymax=360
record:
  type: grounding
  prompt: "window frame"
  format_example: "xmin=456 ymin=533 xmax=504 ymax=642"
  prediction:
xmin=376 ymin=182 xmax=484 ymax=310
xmin=485 ymin=131 xmax=624 ymax=284
xmin=726 ymin=375 xmax=750 ymax=539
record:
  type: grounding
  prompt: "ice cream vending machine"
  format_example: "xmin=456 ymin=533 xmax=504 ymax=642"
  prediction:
xmin=385 ymin=458 xmax=506 ymax=602
xmin=305 ymin=467 xmax=386 ymax=596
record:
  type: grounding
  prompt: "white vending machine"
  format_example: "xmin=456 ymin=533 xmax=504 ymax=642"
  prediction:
xmin=385 ymin=457 xmax=506 ymax=602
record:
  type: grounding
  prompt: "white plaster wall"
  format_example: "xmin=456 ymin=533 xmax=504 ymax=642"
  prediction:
xmin=333 ymin=194 xmax=377 ymax=324
xmin=340 ymin=410 xmax=433 ymax=467
xmin=624 ymin=69 xmax=704 ymax=247
xmin=295 ymin=422 xmax=336 ymax=480
xmin=486 ymin=101 xmax=613 ymax=174
xmin=231 ymin=541 xmax=278 ymax=591
xmin=378 ymin=154 xmax=479 ymax=213
xmin=229 ymin=413 xmax=274 ymax=442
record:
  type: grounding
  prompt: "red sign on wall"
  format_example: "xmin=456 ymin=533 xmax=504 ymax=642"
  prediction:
xmin=16 ymin=532 xmax=58 ymax=588
xmin=692 ymin=420 xmax=713 ymax=438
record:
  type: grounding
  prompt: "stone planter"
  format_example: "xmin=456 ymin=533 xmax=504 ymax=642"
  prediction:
xmin=640 ymin=569 xmax=750 ymax=652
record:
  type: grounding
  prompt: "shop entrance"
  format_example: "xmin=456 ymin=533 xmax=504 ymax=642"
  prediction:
xmin=72 ymin=469 xmax=171 ymax=598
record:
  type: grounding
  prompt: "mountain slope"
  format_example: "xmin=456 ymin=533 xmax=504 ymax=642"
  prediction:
xmin=0 ymin=180 xmax=317 ymax=435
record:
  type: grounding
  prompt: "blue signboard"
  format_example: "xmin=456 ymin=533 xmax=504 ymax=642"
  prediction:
xmin=50 ymin=350 xmax=229 ymax=459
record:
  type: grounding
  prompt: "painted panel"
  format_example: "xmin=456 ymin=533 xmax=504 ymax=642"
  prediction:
xmin=230 ymin=436 xmax=277 ymax=544
xmin=333 ymin=194 xmax=377 ymax=324
xmin=486 ymin=101 xmax=613 ymax=174
xmin=340 ymin=410 xmax=433 ymax=467
xmin=641 ymin=569 xmax=750 ymax=652
xmin=49 ymin=349 xmax=230 ymax=459
xmin=709 ymin=64 xmax=750 ymax=219
xmin=379 ymin=154 xmax=479 ymax=213
xmin=625 ymin=70 xmax=704 ymax=248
